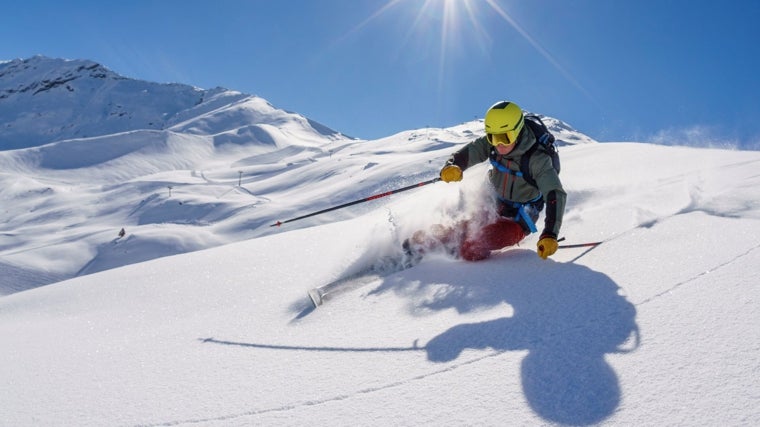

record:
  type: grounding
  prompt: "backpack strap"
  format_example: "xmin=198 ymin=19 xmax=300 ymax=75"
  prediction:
xmin=489 ymin=148 xmax=524 ymax=178
xmin=520 ymin=115 xmax=559 ymax=188
xmin=497 ymin=194 xmax=543 ymax=234
xmin=489 ymin=143 xmax=541 ymax=188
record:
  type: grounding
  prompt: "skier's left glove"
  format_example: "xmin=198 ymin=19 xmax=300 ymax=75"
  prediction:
xmin=537 ymin=236 xmax=558 ymax=260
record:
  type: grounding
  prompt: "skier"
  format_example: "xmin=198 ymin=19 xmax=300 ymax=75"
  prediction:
xmin=410 ymin=101 xmax=566 ymax=261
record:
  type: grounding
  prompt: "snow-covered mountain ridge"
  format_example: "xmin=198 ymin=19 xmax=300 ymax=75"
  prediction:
xmin=0 ymin=56 xmax=349 ymax=150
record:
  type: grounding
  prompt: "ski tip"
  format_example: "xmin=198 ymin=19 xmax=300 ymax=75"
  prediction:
xmin=307 ymin=288 xmax=323 ymax=307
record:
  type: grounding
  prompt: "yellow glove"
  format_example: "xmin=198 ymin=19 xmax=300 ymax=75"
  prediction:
xmin=537 ymin=236 xmax=558 ymax=260
xmin=440 ymin=165 xmax=463 ymax=182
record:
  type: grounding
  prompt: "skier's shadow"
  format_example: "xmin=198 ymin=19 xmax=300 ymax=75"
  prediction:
xmin=372 ymin=249 xmax=639 ymax=426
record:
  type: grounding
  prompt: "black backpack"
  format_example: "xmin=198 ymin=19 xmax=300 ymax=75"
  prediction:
xmin=520 ymin=115 xmax=560 ymax=188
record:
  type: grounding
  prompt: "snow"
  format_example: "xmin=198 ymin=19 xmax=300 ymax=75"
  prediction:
xmin=2 ymin=57 xmax=760 ymax=426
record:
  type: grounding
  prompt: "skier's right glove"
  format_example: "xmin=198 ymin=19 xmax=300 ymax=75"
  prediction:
xmin=537 ymin=236 xmax=558 ymax=260
xmin=440 ymin=164 xmax=463 ymax=182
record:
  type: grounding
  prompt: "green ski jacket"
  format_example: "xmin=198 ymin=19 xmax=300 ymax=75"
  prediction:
xmin=446 ymin=128 xmax=566 ymax=238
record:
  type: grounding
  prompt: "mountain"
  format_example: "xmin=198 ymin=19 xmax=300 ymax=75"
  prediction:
xmin=0 ymin=56 xmax=596 ymax=293
xmin=0 ymin=55 xmax=348 ymax=150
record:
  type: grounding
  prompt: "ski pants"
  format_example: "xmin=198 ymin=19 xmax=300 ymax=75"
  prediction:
xmin=460 ymin=218 xmax=526 ymax=261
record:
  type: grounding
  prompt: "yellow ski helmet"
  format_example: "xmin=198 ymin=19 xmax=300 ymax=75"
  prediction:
xmin=484 ymin=101 xmax=524 ymax=145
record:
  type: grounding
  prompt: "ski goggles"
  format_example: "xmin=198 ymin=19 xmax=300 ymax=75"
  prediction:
xmin=487 ymin=116 xmax=523 ymax=147
xmin=487 ymin=133 xmax=514 ymax=147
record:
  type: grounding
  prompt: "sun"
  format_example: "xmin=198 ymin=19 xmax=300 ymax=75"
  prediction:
xmin=341 ymin=0 xmax=489 ymax=90
xmin=344 ymin=0 xmax=591 ymax=99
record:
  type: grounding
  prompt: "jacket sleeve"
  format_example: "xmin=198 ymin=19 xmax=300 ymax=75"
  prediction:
xmin=530 ymin=153 xmax=566 ymax=238
xmin=446 ymin=136 xmax=491 ymax=171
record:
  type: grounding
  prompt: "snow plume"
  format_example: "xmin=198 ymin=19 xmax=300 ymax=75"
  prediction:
xmin=319 ymin=165 xmax=501 ymax=281
xmin=649 ymin=124 xmax=741 ymax=150
xmin=385 ymin=165 xmax=496 ymax=246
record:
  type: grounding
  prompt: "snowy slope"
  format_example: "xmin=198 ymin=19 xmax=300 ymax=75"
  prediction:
xmin=1 ymin=142 xmax=759 ymax=426
xmin=0 ymin=57 xmax=597 ymax=294
xmin=2 ymin=57 xmax=759 ymax=426
xmin=0 ymin=56 xmax=363 ymax=292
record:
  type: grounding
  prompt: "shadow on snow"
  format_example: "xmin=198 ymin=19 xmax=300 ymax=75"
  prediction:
xmin=374 ymin=249 xmax=640 ymax=426
xmin=205 ymin=249 xmax=639 ymax=426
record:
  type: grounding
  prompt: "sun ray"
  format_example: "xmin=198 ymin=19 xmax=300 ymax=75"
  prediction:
xmin=483 ymin=0 xmax=596 ymax=102
xmin=335 ymin=0 xmax=407 ymax=45
xmin=437 ymin=0 xmax=453 ymax=93
xmin=462 ymin=0 xmax=493 ymax=55
xmin=337 ymin=0 xmax=597 ymax=111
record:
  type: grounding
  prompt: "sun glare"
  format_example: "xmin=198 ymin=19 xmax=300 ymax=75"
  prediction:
xmin=344 ymin=0 xmax=592 ymax=100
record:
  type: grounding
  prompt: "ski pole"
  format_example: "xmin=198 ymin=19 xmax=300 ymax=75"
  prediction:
xmin=270 ymin=177 xmax=442 ymax=227
xmin=556 ymin=237 xmax=604 ymax=249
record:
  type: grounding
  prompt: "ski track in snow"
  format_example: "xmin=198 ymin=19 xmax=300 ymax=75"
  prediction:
xmin=634 ymin=241 xmax=760 ymax=306
xmin=140 ymin=349 xmax=504 ymax=427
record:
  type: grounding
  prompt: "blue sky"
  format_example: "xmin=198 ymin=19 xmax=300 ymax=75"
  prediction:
xmin=3 ymin=0 xmax=759 ymax=147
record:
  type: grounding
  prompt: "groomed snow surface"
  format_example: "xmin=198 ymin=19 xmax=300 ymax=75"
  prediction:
xmin=2 ymin=140 xmax=760 ymax=426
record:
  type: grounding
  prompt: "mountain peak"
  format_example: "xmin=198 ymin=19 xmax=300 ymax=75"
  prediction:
xmin=0 ymin=57 xmax=188 ymax=149
xmin=0 ymin=55 xmax=118 ymax=90
xmin=0 ymin=56 xmax=351 ymax=151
